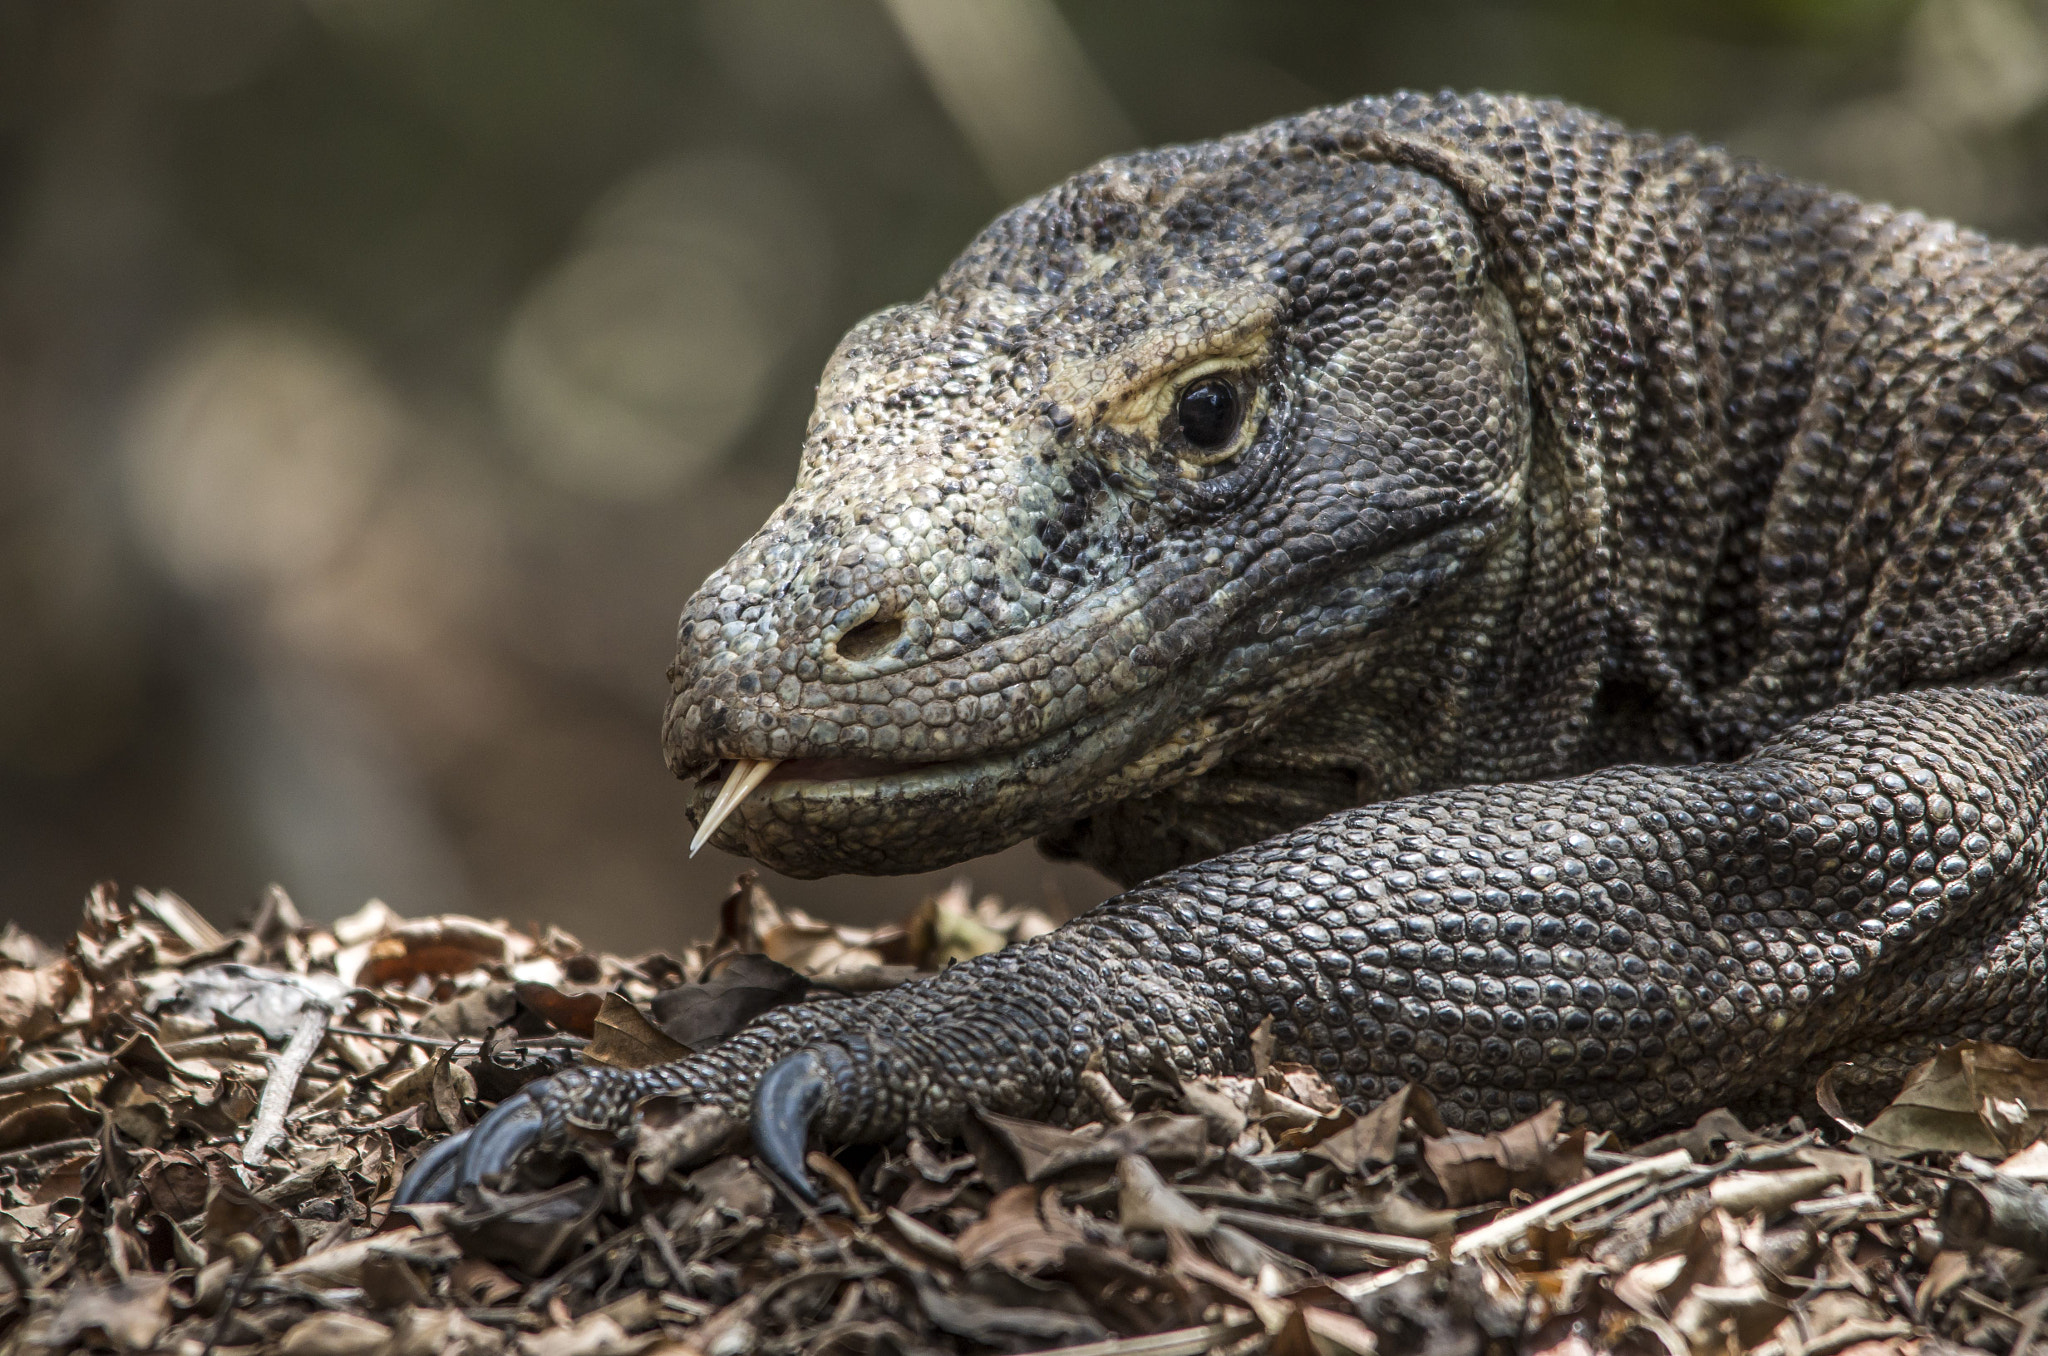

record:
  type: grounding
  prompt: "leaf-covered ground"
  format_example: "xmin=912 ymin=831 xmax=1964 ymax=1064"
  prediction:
xmin=7 ymin=879 xmax=2048 ymax=1356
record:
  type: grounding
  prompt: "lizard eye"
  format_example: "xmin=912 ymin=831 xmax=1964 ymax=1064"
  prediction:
xmin=1175 ymin=377 xmax=1241 ymax=451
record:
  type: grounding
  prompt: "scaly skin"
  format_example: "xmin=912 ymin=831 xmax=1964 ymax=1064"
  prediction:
xmin=403 ymin=91 xmax=2048 ymax=1202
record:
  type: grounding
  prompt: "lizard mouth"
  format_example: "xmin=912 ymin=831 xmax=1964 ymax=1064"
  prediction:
xmin=679 ymin=697 xmax=1166 ymax=876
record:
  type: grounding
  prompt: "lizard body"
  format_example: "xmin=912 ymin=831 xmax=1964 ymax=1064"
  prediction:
xmin=402 ymin=91 xmax=2048 ymax=1203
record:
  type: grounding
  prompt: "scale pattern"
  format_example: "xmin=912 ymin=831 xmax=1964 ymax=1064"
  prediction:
xmin=414 ymin=92 xmax=2048 ymax=1194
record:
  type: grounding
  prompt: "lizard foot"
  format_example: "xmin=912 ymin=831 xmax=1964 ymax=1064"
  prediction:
xmin=392 ymin=1038 xmax=893 ymax=1206
xmin=392 ymin=1082 xmax=552 ymax=1205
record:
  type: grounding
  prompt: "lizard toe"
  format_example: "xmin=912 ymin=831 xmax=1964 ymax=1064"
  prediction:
xmin=395 ymin=1082 xmax=551 ymax=1203
xmin=392 ymin=1126 xmax=472 ymax=1206
xmin=751 ymin=1049 xmax=831 ymax=1204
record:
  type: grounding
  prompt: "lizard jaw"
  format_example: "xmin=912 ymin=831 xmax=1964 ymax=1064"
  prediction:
xmin=680 ymin=697 xmax=1170 ymax=877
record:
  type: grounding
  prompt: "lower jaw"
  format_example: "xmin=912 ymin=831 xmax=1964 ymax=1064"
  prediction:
xmin=686 ymin=703 xmax=1166 ymax=877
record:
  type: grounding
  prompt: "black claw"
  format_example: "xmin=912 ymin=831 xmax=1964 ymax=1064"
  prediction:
xmin=451 ymin=1083 xmax=549 ymax=1191
xmin=393 ymin=1127 xmax=472 ymax=1206
xmin=752 ymin=1050 xmax=829 ymax=1204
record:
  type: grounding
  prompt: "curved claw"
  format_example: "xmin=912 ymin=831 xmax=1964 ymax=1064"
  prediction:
xmin=392 ymin=1126 xmax=472 ymax=1206
xmin=752 ymin=1050 xmax=829 ymax=1204
xmin=453 ymin=1083 xmax=548 ymax=1189
xmin=393 ymin=1081 xmax=551 ymax=1205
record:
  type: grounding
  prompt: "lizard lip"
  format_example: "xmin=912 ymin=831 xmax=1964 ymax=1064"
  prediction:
xmin=681 ymin=696 xmax=1156 ymax=874
xmin=758 ymin=757 xmax=914 ymax=785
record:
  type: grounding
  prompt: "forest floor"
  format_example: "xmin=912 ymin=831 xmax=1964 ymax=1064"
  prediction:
xmin=4 ymin=879 xmax=2048 ymax=1356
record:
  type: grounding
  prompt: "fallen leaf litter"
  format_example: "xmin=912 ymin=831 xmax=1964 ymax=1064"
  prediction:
xmin=6 ymin=877 xmax=2048 ymax=1354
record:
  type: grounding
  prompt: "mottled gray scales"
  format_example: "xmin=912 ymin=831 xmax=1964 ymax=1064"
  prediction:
xmin=406 ymin=91 xmax=2048 ymax=1200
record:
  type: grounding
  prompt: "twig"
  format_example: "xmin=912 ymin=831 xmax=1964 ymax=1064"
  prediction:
xmin=1939 ymin=1170 xmax=2048 ymax=1253
xmin=526 ymin=1221 xmax=647 ymax=1309
xmin=1034 ymin=1318 xmax=1264 ymax=1356
xmin=242 ymin=1006 xmax=330 ymax=1167
xmin=1453 ymin=1146 xmax=1696 ymax=1255
xmin=0 ymin=1138 xmax=96 ymax=1169
xmin=0 ymin=1032 xmax=261 ymax=1098
xmin=1079 ymin=1067 xmax=1134 ymax=1125
xmin=1209 ymin=1206 xmax=1435 ymax=1259
xmin=325 ymin=1025 xmax=588 ymax=1051
xmin=644 ymin=1210 xmax=692 ymax=1288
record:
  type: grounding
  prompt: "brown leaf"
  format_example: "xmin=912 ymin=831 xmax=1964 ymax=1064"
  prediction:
xmin=449 ymin=1255 xmax=524 ymax=1306
xmin=277 ymin=1312 xmax=394 ymax=1356
xmin=415 ymin=982 xmax=518 ymax=1041
xmin=350 ymin=915 xmax=531 ymax=988
xmin=512 ymin=979 xmax=598 ymax=1040
xmin=584 ymin=992 xmax=693 ymax=1070
xmin=1421 ymin=1101 xmax=1586 ymax=1207
xmin=383 ymin=1307 xmax=503 ymax=1356
xmin=1176 ymin=1075 xmax=1253 ymax=1145
xmin=136 ymin=1148 xmax=212 ymax=1217
xmin=974 ymin=1108 xmax=1212 ymax=1182
xmin=647 ymin=952 xmax=810 ymax=1050
xmin=955 ymin=1183 xmax=1069 ymax=1274
xmin=1248 ymin=1015 xmax=1276 ymax=1079
xmin=202 ymin=1159 xmax=302 ymax=1263
xmin=18 ymin=1273 xmax=171 ymax=1352
xmin=1302 ymin=1082 xmax=1446 ymax=1173
xmin=0 ymin=959 xmax=78 ymax=1042
xmin=906 ymin=880 xmax=1009 ymax=968
xmin=677 ymin=1155 xmax=775 ymax=1230
xmin=718 ymin=873 xmax=907 ymax=977
xmin=1916 ymin=1248 xmax=1972 ymax=1314
xmin=0 ymin=1087 xmax=95 ymax=1151
xmin=910 ymin=1272 xmax=1108 ymax=1348
xmin=427 ymin=1050 xmax=478 ymax=1133
xmin=1999 ymin=1137 xmax=2048 ymax=1180
xmin=1853 ymin=1040 xmax=2048 ymax=1157
xmin=520 ymin=1311 xmax=656 ymax=1356
xmin=628 ymin=1094 xmax=744 ymax=1184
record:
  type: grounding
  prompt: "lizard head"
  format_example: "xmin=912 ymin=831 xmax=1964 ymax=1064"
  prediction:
xmin=664 ymin=114 xmax=1539 ymax=880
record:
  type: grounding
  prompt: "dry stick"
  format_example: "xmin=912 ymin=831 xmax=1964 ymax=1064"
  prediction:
xmin=0 ymin=1138 xmax=96 ymax=1170
xmin=1332 ymin=1146 xmax=1698 ymax=1304
xmin=1037 ymin=1318 xmax=1264 ymax=1356
xmin=242 ymin=1006 xmax=331 ymax=1167
xmin=644 ymin=1211 xmax=692 ymax=1289
xmin=1939 ymin=1171 xmax=2048 ymax=1253
xmin=325 ymin=1025 xmax=587 ymax=1051
xmin=0 ymin=1032 xmax=262 ymax=1098
xmin=1208 ymin=1207 xmax=1436 ymax=1260
xmin=1452 ymin=1146 xmax=1696 ymax=1254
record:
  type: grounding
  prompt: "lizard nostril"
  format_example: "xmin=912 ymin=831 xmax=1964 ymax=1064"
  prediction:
xmin=835 ymin=613 xmax=906 ymax=663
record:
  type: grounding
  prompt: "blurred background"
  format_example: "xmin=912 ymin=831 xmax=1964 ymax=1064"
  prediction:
xmin=4 ymin=0 xmax=2046 ymax=949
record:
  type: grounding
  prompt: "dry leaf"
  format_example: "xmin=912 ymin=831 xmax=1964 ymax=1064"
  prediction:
xmin=648 ymin=952 xmax=810 ymax=1049
xmin=584 ymin=993 xmax=693 ymax=1069
xmin=277 ymin=1312 xmax=394 ymax=1356
xmin=19 ymin=1274 xmax=172 ymax=1351
xmin=955 ymin=1183 xmax=1070 ymax=1274
xmin=973 ymin=1108 xmax=1211 ymax=1182
xmin=1853 ymin=1041 xmax=2048 ymax=1157
xmin=1303 ymin=1082 xmax=1446 ymax=1173
xmin=1421 ymin=1101 xmax=1586 ymax=1207
xmin=351 ymin=915 xmax=531 ymax=989
xmin=0 ymin=960 xmax=79 ymax=1042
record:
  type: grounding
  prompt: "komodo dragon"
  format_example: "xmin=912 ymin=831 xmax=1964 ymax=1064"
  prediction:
xmin=400 ymin=91 xmax=2048 ymax=1204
